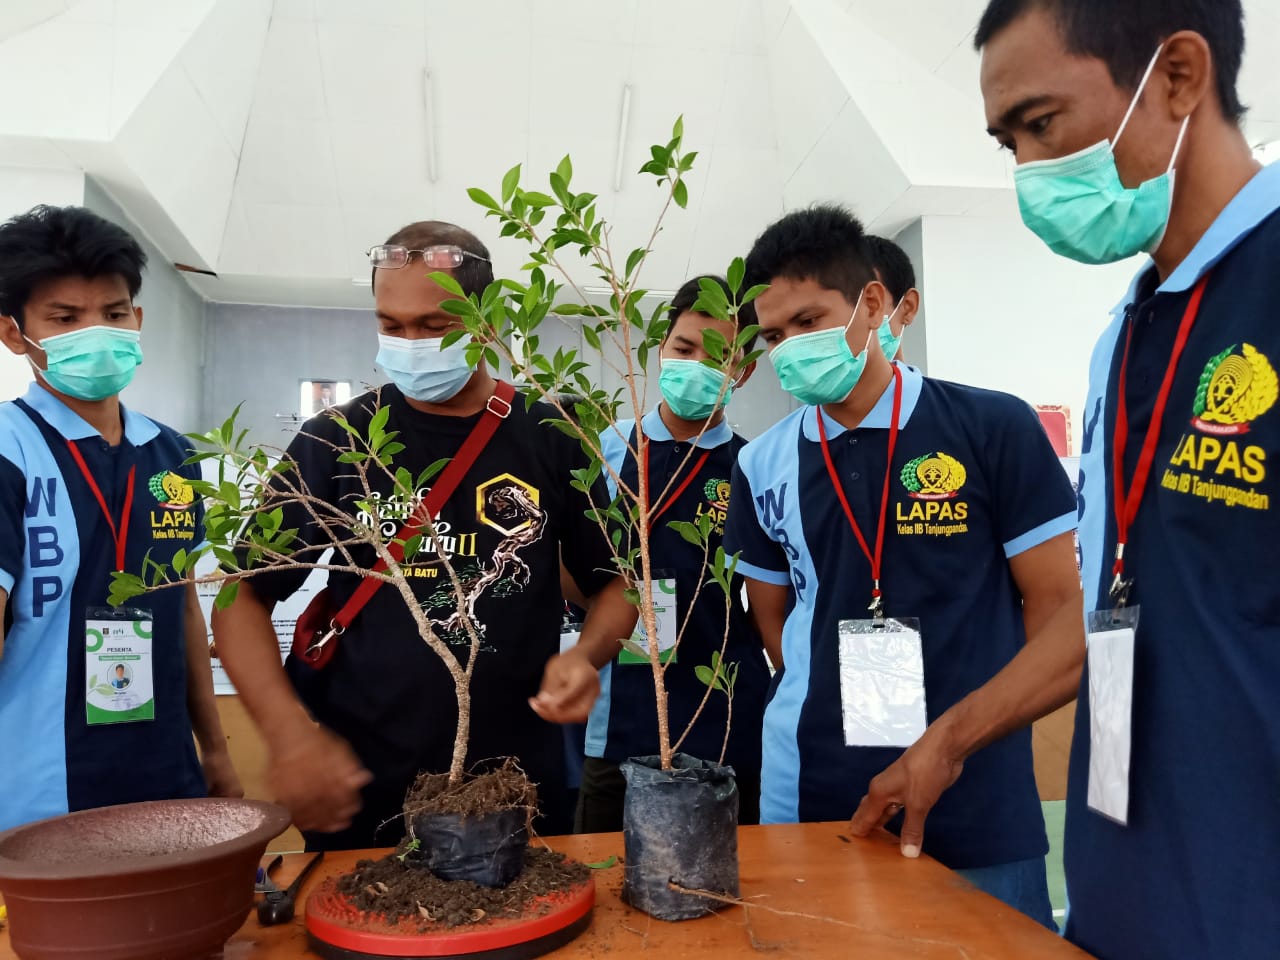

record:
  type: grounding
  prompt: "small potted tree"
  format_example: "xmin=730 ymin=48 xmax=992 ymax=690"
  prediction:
xmin=434 ymin=118 xmax=765 ymax=921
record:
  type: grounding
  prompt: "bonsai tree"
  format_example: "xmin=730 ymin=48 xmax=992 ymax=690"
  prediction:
xmin=431 ymin=116 xmax=765 ymax=772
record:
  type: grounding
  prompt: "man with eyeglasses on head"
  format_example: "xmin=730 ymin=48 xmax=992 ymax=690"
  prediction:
xmin=212 ymin=221 xmax=637 ymax=851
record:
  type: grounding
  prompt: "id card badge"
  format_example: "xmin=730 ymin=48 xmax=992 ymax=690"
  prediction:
xmin=619 ymin=576 xmax=678 ymax=664
xmin=1085 ymin=605 xmax=1139 ymax=825
xmin=85 ymin=607 xmax=155 ymax=725
xmin=838 ymin=617 xmax=926 ymax=748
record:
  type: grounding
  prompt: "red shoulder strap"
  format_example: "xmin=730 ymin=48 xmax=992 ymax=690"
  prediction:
xmin=330 ymin=380 xmax=515 ymax=631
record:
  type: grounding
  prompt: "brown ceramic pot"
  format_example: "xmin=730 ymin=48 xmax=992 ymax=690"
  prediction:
xmin=0 ymin=797 xmax=291 ymax=960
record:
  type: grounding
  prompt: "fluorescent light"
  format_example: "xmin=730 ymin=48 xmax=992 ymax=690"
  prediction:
xmin=613 ymin=85 xmax=632 ymax=192
xmin=423 ymin=68 xmax=439 ymax=184
xmin=351 ymin=277 xmax=372 ymax=287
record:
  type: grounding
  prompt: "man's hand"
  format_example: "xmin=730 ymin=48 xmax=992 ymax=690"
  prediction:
xmin=848 ymin=727 xmax=965 ymax=858
xmin=268 ymin=724 xmax=371 ymax=833
xmin=529 ymin=647 xmax=600 ymax=723
xmin=200 ymin=746 xmax=244 ymax=799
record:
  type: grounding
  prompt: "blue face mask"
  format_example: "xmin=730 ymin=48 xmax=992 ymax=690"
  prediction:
xmin=24 ymin=324 xmax=143 ymax=401
xmin=658 ymin=359 xmax=734 ymax=421
xmin=769 ymin=290 xmax=875 ymax=406
xmin=1013 ymin=44 xmax=1190 ymax=265
xmin=876 ymin=301 xmax=906 ymax=362
xmin=376 ymin=333 xmax=475 ymax=402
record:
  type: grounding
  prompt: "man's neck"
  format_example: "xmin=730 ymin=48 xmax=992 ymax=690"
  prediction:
xmin=657 ymin=402 xmax=721 ymax=442
xmin=821 ymin=353 xmax=894 ymax=431
xmin=1153 ymin=121 xmax=1261 ymax=281
xmin=403 ymin=367 xmax=497 ymax=417
xmin=37 ymin=380 xmax=125 ymax=446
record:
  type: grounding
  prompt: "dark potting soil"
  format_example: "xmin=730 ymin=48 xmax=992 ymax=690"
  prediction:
xmin=335 ymin=847 xmax=591 ymax=928
xmin=403 ymin=758 xmax=538 ymax=819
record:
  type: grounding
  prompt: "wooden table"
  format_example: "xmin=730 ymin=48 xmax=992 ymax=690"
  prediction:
xmin=0 ymin=823 xmax=1092 ymax=959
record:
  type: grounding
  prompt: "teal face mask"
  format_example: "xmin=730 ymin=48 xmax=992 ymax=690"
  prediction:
xmin=1013 ymin=45 xmax=1190 ymax=265
xmin=658 ymin=358 xmax=734 ymax=421
xmin=877 ymin=301 xmax=906 ymax=362
xmin=770 ymin=291 xmax=875 ymax=406
xmin=24 ymin=324 xmax=143 ymax=401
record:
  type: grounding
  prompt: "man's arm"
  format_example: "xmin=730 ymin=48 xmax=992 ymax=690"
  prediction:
xmin=530 ymin=576 xmax=637 ymax=723
xmin=211 ymin=581 xmax=370 ymax=832
xmin=745 ymin=578 xmax=787 ymax=670
xmin=849 ymin=530 xmax=1084 ymax=856
xmin=183 ymin=579 xmax=242 ymax=798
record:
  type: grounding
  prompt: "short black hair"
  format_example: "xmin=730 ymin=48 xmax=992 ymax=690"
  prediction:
xmin=374 ymin=220 xmax=493 ymax=298
xmin=0 ymin=205 xmax=147 ymax=327
xmin=974 ymin=0 xmax=1246 ymax=122
xmin=664 ymin=275 xmax=759 ymax=350
xmin=743 ymin=205 xmax=875 ymax=305
xmin=866 ymin=236 xmax=916 ymax=304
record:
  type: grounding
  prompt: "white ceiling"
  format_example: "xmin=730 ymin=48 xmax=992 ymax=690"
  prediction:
xmin=0 ymin=0 xmax=1277 ymax=308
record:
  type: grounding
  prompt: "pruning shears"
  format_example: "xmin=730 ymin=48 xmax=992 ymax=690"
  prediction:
xmin=257 ymin=852 xmax=324 ymax=926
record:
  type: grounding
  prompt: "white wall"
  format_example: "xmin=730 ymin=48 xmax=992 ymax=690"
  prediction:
xmin=912 ymin=208 xmax=1141 ymax=453
xmin=83 ymin=178 xmax=207 ymax=433
xmin=0 ymin=166 xmax=85 ymax=400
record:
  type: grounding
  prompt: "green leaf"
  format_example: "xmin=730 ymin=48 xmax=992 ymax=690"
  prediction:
xmin=727 ymin=257 xmax=745 ymax=296
xmin=672 ymin=178 xmax=688 ymax=209
xmin=586 ymin=855 xmax=618 ymax=870
xmin=427 ymin=271 xmax=466 ymax=298
xmin=701 ymin=328 xmax=729 ymax=363
xmin=214 ymin=580 xmax=240 ymax=610
xmin=620 ymin=635 xmax=649 ymax=659
xmin=467 ymin=187 xmax=500 ymax=211
xmin=666 ymin=519 xmax=704 ymax=547
xmin=501 ymin=164 xmax=521 ymax=203
xmin=403 ymin=534 xmax=424 ymax=560
xmin=695 ymin=665 xmax=716 ymax=688
xmin=625 ymin=248 xmax=646 ymax=279
xmin=555 ymin=154 xmax=573 ymax=187
xmin=337 ymin=451 xmax=368 ymax=464
xmin=672 ymin=115 xmax=684 ymax=142
xmin=741 ymin=283 xmax=769 ymax=305
xmin=622 ymin=587 xmax=641 ymax=606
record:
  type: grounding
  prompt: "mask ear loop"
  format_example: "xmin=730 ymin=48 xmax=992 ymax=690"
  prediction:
xmin=1113 ymin=43 xmax=1166 ymax=148
xmin=841 ymin=288 xmax=868 ymax=333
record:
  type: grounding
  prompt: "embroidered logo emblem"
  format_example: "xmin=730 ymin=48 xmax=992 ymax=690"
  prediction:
xmin=900 ymin=452 xmax=967 ymax=500
xmin=147 ymin=471 xmax=195 ymax=510
xmin=703 ymin=477 xmax=731 ymax=511
xmin=1191 ymin=343 xmax=1277 ymax=435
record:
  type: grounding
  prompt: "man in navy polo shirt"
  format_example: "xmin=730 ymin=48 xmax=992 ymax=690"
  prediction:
xmin=0 ymin=205 xmax=239 ymax=832
xmin=977 ymin=1 xmax=1278 ymax=956
xmin=576 ymin=276 xmax=772 ymax=832
xmin=724 ymin=205 xmax=1085 ymax=925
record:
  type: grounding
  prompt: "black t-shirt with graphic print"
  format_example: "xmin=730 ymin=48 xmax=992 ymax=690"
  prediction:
xmin=247 ymin=384 xmax=614 ymax=847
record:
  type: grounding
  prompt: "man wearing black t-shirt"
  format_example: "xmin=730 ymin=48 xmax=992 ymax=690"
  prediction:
xmin=211 ymin=221 xmax=635 ymax=849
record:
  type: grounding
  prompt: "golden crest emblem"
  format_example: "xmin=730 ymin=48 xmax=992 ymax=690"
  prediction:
xmin=901 ymin=452 xmax=967 ymax=500
xmin=1192 ymin=343 xmax=1278 ymax=435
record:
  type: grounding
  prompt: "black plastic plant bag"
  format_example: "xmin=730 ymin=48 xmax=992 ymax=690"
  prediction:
xmin=620 ymin=753 xmax=740 ymax=921
xmin=406 ymin=808 xmax=528 ymax=888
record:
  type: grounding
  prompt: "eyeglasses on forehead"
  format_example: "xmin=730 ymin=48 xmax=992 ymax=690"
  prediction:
xmin=365 ymin=244 xmax=491 ymax=269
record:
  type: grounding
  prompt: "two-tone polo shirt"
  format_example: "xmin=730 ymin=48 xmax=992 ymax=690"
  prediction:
xmin=585 ymin=407 xmax=770 ymax=772
xmin=1066 ymin=161 xmax=1280 ymax=960
xmin=724 ymin=362 xmax=1077 ymax=869
xmin=0 ymin=383 xmax=205 ymax=831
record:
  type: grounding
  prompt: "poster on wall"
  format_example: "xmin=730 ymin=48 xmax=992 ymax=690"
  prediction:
xmin=195 ymin=552 xmax=328 ymax=696
xmin=1036 ymin=405 xmax=1072 ymax=457
xmin=1060 ymin=456 xmax=1082 ymax=571
xmin=300 ymin=379 xmax=352 ymax=417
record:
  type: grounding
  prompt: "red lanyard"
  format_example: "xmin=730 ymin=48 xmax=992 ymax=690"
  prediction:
xmin=66 ymin=441 xmax=136 ymax=572
xmin=817 ymin=365 xmax=903 ymax=616
xmin=642 ymin=435 xmax=711 ymax=525
xmin=1110 ymin=273 xmax=1210 ymax=603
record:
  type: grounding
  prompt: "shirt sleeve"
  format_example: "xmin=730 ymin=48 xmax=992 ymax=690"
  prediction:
xmin=0 ymin=455 xmax=25 ymax=595
xmin=558 ymin=432 xmax=618 ymax=599
xmin=723 ymin=461 xmax=790 ymax=586
xmin=989 ymin=397 xmax=1080 ymax=558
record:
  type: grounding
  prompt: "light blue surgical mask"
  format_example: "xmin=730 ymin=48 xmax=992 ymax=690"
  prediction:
xmin=1013 ymin=44 xmax=1190 ymax=265
xmin=376 ymin=333 xmax=475 ymax=402
xmin=770 ymin=290 xmax=875 ymax=406
xmin=658 ymin=358 xmax=735 ymax=421
xmin=23 ymin=323 xmax=143 ymax=401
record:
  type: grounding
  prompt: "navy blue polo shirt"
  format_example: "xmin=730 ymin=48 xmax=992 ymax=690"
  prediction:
xmin=0 ymin=384 xmax=205 ymax=831
xmin=1068 ymin=162 xmax=1280 ymax=960
xmin=585 ymin=407 xmax=770 ymax=772
xmin=724 ymin=363 xmax=1076 ymax=869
